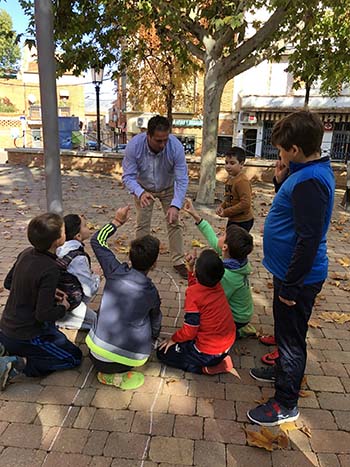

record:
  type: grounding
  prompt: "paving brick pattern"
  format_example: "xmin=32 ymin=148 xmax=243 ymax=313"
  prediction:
xmin=0 ymin=164 xmax=349 ymax=466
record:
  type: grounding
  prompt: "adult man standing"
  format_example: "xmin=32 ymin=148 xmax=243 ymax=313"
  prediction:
xmin=122 ymin=115 xmax=189 ymax=278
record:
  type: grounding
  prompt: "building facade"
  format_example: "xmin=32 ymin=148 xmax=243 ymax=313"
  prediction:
xmin=0 ymin=47 xmax=85 ymax=150
xmin=232 ymin=58 xmax=350 ymax=161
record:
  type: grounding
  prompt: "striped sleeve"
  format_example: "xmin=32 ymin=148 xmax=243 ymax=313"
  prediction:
xmin=90 ymin=223 xmax=119 ymax=278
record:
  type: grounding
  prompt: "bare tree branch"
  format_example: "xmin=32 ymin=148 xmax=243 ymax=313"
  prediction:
xmin=213 ymin=26 xmax=235 ymax=58
xmin=225 ymin=3 xmax=291 ymax=74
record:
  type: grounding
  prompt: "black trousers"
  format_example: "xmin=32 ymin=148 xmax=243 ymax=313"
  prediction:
xmin=227 ymin=218 xmax=254 ymax=232
xmin=89 ymin=352 xmax=132 ymax=374
xmin=157 ymin=340 xmax=227 ymax=374
xmin=273 ymin=276 xmax=323 ymax=408
xmin=0 ymin=326 xmax=82 ymax=377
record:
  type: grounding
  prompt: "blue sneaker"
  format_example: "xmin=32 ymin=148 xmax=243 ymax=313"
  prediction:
xmin=0 ymin=356 xmax=17 ymax=391
xmin=247 ymin=398 xmax=299 ymax=426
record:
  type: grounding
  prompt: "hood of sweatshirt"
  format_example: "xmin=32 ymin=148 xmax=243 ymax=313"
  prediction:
xmin=56 ymin=240 xmax=84 ymax=258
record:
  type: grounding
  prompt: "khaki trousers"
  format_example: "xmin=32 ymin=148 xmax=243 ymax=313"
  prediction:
xmin=134 ymin=187 xmax=184 ymax=266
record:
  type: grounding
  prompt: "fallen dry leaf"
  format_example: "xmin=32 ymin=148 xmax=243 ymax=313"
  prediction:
xmin=300 ymin=425 xmax=312 ymax=438
xmin=338 ymin=256 xmax=350 ymax=268
xmin=329 ymin=272 xmax=349 ymax=281
xmin=86 ymin=222 xmax=101 ymax=231
xmin=301 ymin=376 xmax=308 ymax=390
xmin=280 ymin=422 xmax=299 ymax=434
xmin=319 ymin=312 xmax=350 ymax=325
xmin=191 ymin=239 xmax=206 ymax=248
xmin=299 ymin=390 xmax=312 ymax=398
xmin=254 ymin=397 xmax=269 ymax=405
xmin=244 ymin=427 xmax=289 ymax=452
xmin=308 ymin=319 xmax=321 ymax=328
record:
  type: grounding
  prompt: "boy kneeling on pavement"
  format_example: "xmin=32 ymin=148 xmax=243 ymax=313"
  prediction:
xmin=157 ymin=249 xmax=237 ymax=375
xmin=86 ymin=206 xmax=162 ymax=390
xmin=0 ymin=213 xmax=82 ymax=390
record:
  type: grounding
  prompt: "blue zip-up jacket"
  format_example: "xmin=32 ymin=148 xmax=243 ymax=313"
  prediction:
xmin=263 ymin=157 xmax=335 ymax=301
xmin=86 ymin=223 xmax=162 ymax=367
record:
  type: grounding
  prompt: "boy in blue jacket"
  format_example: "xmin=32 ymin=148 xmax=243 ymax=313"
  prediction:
xmin=247 ymin=111 xmax=335 ymax=426
xmin=86 ymin=206 xmax=162 ymax=390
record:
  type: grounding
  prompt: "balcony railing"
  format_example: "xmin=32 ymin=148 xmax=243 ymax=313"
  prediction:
xmin=28 ymin=106 xmax=71 ymax=119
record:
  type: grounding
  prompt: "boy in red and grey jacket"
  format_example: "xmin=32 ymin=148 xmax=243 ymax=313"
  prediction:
xmin=157 ymin=249 xmax=236 ymax=375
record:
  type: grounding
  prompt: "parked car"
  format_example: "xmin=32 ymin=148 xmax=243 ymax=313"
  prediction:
xmin=114 ymin=143 xmax=127 ymax=154
xmin=86 ymin=140 xmax=98 ymax=150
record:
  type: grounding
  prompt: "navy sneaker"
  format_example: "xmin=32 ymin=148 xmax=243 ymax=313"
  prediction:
xmin=250 ymin=366 xmax=275 ymax=383
xmin=247 ymin=398 xmax=299 ymax=426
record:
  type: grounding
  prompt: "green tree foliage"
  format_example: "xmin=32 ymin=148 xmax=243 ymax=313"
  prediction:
xmin=286 ymin=3 xmax=350 ymax=106
xmin=0 ymin=9 xmax=21 ymax=76
xmin=18 ymin=1 xmax=350 ymax=203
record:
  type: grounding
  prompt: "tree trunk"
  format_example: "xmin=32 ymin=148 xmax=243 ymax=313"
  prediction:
xmin=304 ymin=82 xmax=311 ymax=109
xmin=166 ymin=64 xmax=174 ymax=130
xmin=196 ymin=61 xmax=226 ymax=204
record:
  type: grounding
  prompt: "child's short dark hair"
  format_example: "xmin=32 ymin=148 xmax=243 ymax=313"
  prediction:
xmin=27 ymin=213 xmax=63 ymax=251
xmin=129 ymin=235 xmax=160 ymax=271
xmin=225 ymin=225 xmax=253 ymax=260
xmin=148 ymin=115 xmax=170 ymax=136
xmin=225 ymin=146 xmax=246 ymax=164
xmin=271 ymin=111 xmax=324 ymax=157
xmin=195 ymin=249 xmax=225 ymax=287
xmin=64 ymin=214 xmax=81 ymax=241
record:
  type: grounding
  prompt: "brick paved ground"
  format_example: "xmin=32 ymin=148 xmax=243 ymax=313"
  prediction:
xmin=0 ymin=163 xmax=349 ymax=467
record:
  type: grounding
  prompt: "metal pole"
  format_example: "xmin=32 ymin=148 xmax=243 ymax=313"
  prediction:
xmin=96 ymin=84 xmax=101 ymax=151
xmin=34 ymin=0 xmax=63 ymax=214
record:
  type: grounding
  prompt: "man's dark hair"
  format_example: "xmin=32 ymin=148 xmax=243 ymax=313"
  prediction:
xmin=225 ymin=146 xmax=246 ymax=164
xmin=271 ymin=111 xmax=324 ymax=157
xmin=129 ymin=235 xmax=160 ymax=271
xmin=64 ymin=214 xmax=81 ymax=241
xmin=225 ymin=225 xmax=253 ymax=260
xmin=148 ymin=115 xmax=170 ymax=136
xmin=27 ymin=213 xmax=63 ymax=251
xmin=195 ymin=249 xmax=225 ymax=287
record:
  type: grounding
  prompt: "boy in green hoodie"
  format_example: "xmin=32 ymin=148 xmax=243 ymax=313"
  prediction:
xmin=183 ymin=199 xmax=254 ymax=336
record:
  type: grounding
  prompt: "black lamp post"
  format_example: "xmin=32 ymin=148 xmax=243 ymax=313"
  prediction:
xmin=91 ymin=67 xmax=104 ymax=151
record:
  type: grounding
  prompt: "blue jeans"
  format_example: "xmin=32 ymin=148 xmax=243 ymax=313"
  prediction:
xmin=0 ymin=325 xmax=82 ymax=377
xmin=157 ymin=340 xmax=227 ymax=374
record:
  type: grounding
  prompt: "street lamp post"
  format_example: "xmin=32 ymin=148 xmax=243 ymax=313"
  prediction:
xmin=91 ymin=67 xmax=104 ymax=151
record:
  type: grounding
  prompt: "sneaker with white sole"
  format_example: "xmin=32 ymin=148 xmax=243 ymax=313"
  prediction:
xmin=247 ymin=398 xmax=299 ymax=426
xmin=0 ymin=356 xmax=17 ymax=391
xmin=250 ymin=366 xmax=276 ymax=383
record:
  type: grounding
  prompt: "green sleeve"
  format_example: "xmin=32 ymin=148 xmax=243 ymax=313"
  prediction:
xmin=197 ymin=219 xmax=222 ymax=255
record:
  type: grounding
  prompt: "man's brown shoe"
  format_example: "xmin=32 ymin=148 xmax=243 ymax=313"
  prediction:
xmin=173 ymin=264 xmax=188 ymax=279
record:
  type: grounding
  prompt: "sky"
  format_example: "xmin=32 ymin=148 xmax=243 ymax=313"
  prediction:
xmin=0 ymin=0 xmax=115 ymax=113
xmin=0 ymin=0 xmax=29 ymax=37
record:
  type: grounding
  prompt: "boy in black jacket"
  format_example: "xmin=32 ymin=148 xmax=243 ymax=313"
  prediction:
xmin=0 ymin=213 xmax=82 ymax=390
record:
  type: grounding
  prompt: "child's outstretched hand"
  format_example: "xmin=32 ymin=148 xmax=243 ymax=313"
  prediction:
xmin=185 ymin=250 xmax=197 ymax=272
xmin=183 ymin=198 xmax=201 ymax=223
xmin=114 ymin=205 xmax=130 ymax=226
